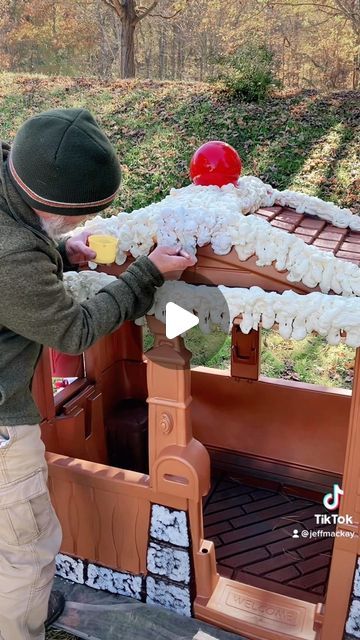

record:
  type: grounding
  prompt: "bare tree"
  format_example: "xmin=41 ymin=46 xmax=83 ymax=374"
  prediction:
xmin=99 ymin=0 xmax=157 ymax=77
xmin=266 ymin=0 xmax=360 ymax=86
xmin=100 ymin=0 xmax=189 ymax=78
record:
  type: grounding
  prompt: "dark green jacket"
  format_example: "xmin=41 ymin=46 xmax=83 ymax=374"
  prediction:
xmin=0 ymin=142 xmax=164 ymax=426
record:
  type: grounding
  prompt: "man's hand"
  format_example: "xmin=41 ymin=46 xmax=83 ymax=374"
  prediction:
xmin=148 ymin=246 xmax=197 ymax=280
xmin=64 ymin=230 xmax=97 ymax=265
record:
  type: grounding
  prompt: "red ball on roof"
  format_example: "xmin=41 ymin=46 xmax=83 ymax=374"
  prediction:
xmin=190 ymin=141 xmax=242 ymax=187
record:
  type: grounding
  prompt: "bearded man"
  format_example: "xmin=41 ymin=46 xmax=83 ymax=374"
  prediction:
xmin=0 ymin=108 xmax=195 ymax=640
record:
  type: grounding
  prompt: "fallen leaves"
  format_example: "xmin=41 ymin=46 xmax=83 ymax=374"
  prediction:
xmin=0 ymin=73 xmax=358 ymax=216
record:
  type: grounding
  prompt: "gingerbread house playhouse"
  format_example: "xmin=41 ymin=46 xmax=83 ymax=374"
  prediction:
xmin=32 ymin=147 xmax=360 ymax=640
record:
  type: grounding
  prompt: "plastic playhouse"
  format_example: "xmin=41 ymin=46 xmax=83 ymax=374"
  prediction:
xmin=32 ymin=143 xmax=360 ymax=640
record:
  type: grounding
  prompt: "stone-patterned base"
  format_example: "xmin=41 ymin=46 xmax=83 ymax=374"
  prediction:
xmin=347 ymin=599 xmax=360 ymax=638
xmin=86 ymin=563 xmax=142 ymax=600
xmin=56 ymin=554 xmax=142 ymax=600
xmin=353 ymin=558 xmax=360 ymax=598
xmin=56 ymin=504 xmax=195 ymax=618
xmin=345 ymin=558 xmax=360 ymax=638
xmin=150 ymin=505 xmax=190 ymax=548
xmin=146 ymin=575 xmax=191 ymax=617
xmin=56 ymin=553 xmax=85 ymax=584
xmin=147 ymin=541 xmax=191 ymax=584
xmin=146 ymin=504 xmax=194 ymax=617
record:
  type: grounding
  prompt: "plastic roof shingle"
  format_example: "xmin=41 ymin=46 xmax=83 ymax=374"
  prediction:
xmin=253 ymin=206 xmax=360 ymax=265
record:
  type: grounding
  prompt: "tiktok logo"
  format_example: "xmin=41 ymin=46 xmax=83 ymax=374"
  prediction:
xmin=323 ymin=484 xmax=344 ymax=511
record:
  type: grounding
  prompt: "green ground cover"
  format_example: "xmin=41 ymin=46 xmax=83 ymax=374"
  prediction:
xmin=144 ymin=326 xmax=355 ymax=389
xmin=46 ymin=630 xmax=75 ymax=639
xmin=1 ymin=74 xmax=358 ymax=213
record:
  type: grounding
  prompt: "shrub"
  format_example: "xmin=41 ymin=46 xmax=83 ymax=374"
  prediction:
xmin=213 ymin=44 xmax=280 ymax=102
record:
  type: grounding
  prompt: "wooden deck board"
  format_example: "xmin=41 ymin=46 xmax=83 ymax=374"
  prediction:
xmin=203 ymin=475 xmax=335 ymax=604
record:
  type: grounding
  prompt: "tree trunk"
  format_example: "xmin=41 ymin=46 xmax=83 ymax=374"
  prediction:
xmin=121 ymin=16 xmax=136 ymax=77
xmin=353 ymin=37 xmax=360 ymax=89
xmin=113 ymin=14 xmax=122 ymax=77
xmin=104 ymin=0 xmax=137 ymax=79
xmin=158 ymin=24 xmax=166 ymax=79
xmin=97 ymin=4 xmax=114 ymax=78
xmin=177 ymin=29 xmax=184 ymax=79
xmin=171 ymin=23 xmax=177 ymax=79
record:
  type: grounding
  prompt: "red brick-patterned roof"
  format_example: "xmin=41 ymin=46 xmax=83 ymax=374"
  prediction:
xmin=253 ymin=206 xmax=360 ymax=266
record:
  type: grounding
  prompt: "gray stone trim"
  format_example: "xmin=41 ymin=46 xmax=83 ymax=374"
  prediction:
xmin=86 ymin=563 xmax=142 ymax=600
xmin=55 ymin=554 xmax=142 ymax=601
xmin=56 ymin=503 xmax=195 ymax=618
xmin=345 ymin=558 xmax=360 ymax=638
xmin=146 ymin=575 xmax=192 ymax=617
xmin=147 ymin=541 xmax=191 ymax=584
xmin=56 ymin=553 xmax=85 ymax=584
xmin=150 ymin=505 xmax=190 ymax=548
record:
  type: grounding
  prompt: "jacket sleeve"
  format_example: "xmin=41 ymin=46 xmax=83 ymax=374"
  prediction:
xmin=0 ymin=251 xmax=164 ymax=354
xmin=57 ymin=236 xmax=75 ymax=272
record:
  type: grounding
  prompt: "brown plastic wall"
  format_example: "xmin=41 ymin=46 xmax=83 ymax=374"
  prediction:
xmin=319 ymin=348 xmax=360 ymax=639
xmin=31 ymin=248 xmax=360 ymax=640
xmin=191 ymin=368 xmax=351 ymax=475
xmin=34 ymin=324 xmax=355 ymax=640
xmin=48 ymin=453 xmax=151 ymax=573
xmin=44 ymin=316 xmax=211 ymax=584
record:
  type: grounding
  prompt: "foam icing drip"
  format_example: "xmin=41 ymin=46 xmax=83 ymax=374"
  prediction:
xmin=64 ymin=270 xmax=117 ymax=302
xmin=79 ymin=176 xmax=360 ymax=296
xmin=273 ymin=188 xmax=360 ymax=230
xmin=64 ymin=177 xmax=360 ymax=343
xmin=63 ymin=273 xmax=360 ymax=347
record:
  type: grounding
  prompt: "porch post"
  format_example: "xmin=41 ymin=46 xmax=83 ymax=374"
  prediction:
xmin=321 ymin=347 xmax=360 ymax=639
xmin=145 ymin=315 xmax=218 ymax=609
xmin=144 ymin=315 xmax=193 ymax=471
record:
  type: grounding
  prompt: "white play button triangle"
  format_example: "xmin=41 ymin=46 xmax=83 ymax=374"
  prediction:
xmin=165 ymin=302 xmax=199 ymax=339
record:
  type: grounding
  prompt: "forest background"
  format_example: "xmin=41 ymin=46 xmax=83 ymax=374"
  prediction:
xmin=0 ymin=0 xmax=359 ymax=392
xmin=0 ymin=0 xmax=359 ymax=90
xmin=0 ymin=7 xmax=356 ymax=640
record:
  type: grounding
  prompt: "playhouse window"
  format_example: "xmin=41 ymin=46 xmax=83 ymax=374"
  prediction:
xmin=50 ymin=349 xmax=86 ymax=395
xmin=142 ymin=322 xmax=231 ymax=371
xmin=143 ymin=324 xmax=154 ymax=352
xmin=143 ymin=321 xmax=355 ymax=388
xmin=261 ymin=328 xmax=355 ymax=390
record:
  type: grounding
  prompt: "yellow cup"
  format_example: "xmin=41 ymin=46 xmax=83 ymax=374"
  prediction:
xmin=88 ymin=235 xmax=118 ymax=264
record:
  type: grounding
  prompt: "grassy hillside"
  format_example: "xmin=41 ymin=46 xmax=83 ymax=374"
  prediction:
xmin=143 ymin=326 xmax=355 ymax=389
xmin=0 ymin=73 xmax=359 ymax=214
xmin=1 ymin=72 xmax=358 ymax=389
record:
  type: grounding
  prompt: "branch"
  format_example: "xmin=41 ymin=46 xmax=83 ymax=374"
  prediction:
xmin=268 ymin=1 xmax=339 ymax=12
xmin=310 ymin=12 xmax=341 ymax=24
xmin=134 ymin=0 xmax=159 ymax=23
xmin=298 ymin=50 xmax=329 ymax=70
xmin=269 ymin=0 xmax=360 ymax=28
xmin=102 ymin=0 xmax=116 ymax=9
xmin=137 ymin=0 xmax=191 ymax=21
xmin=101 ymin=0 xmax=125 ymax=17
xmin=334 ymin=0 xmax=360 ymax=22
xmin=145 ymin=7 xmax=186 ymax=18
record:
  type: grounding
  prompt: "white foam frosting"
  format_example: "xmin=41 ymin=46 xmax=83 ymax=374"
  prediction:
xmin=63 ymin=273 xmax=360 ymax=347
xmin=80 ymin=176 xmax=360 ymax=296
xmin=64 ymin=177 xmax=360 ymax=346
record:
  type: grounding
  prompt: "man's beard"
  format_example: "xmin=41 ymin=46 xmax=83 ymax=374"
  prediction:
xmin=40 ymin=216 xmax=84 ymax=240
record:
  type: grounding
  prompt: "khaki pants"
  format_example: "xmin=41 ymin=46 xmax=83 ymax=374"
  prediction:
xmin=0 ymin=424 xmax=62 ymax=640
